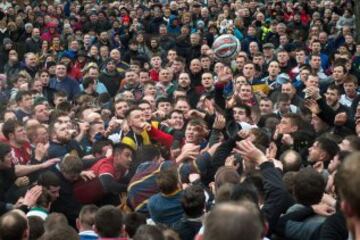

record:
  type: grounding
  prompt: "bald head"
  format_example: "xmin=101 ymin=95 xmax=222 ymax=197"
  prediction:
xmin=204 ymin=201 xmax=264 ymax=240
xmin=280 ymin=150 xmax=302 ymax=173
xmin=0 ymin=210 xmax=28 ymax=240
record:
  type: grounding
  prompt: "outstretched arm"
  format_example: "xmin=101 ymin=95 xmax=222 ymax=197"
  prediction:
xmin=99 ymin=174 xmax=128 ymax=194
xmin=148 ymin=126 xmax=174 ymax=149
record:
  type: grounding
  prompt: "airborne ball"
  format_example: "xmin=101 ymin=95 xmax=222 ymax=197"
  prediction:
xmin=212 ymin=34 xmax=241 ymax=60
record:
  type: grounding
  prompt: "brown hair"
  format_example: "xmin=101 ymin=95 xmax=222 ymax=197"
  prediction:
xmin=79 ymin=204 xmax=98 ymax=229
xmin=187 ymin=118 xmax=209 ymax=139
xmin=343 ymin=75 xmax=358 ymax=85
xmin=214 ymin=167 xmax=241 ymax=190
xmin=204 ymin=201 xmax=264 ymax=240
xmin=59 ymin=155 xmax=83 ymax=175
xmin=156 ymin=168 xmax=179 ymax=195
xmin=336 ymin=152 xmax=360 ymax=217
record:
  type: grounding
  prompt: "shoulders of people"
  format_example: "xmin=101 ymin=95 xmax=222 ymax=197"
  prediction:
xmin=50 ymin=165 xmax=74 ymax=186
xmin=20 ymin=141 xmax=31 ymax=150
xmin=50 ymin=76 xmax=79 ymax=84
xmin=172 ymin=218 xmax=203 ymax=237
xmin=337 ymin=103 xmax=351 ymax=113
xmin=173 ymin=217 xmax=203 ymax=227
xmin=50 ymin=139 xmax=79 ymax=147
xmin=15 ymin=108 xmax=31 ymax=117
xmin=252 ymin=77 xmax=268 ymax=85
xmin=117 ymin=60 xmax=129 ymax=68
xmin=149 ymin=190 xmax=183 ymax=201
xmin=91 ymin=156 xmax=114 ymax=170
xmin=95 ymin=80 xmax=107 ymax=88
xmin=79 ymin=230 xmax=98 ymax=240
xmin=339 ymin=94 xmax=355 ymax=105
xmin=100 ymin=69 xmax=122 ymax=78
xmin=285 ymin=203 xmax=308 ymax=213
xmin=135 ymin=160 xmax=174 ymax=173
xmin=4 ymin=137 xmax=31 ymax=151
xmin=286 ymin=203 xmax=323 ymax=218
xmin=49 ymin=140 xmax=65 ymax=148
xmin=320 ymin=52 xmax=329 ymax=59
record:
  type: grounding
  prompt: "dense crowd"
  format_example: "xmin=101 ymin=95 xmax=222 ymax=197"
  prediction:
xmin=0 ymin=0 xmax=360 ymax=239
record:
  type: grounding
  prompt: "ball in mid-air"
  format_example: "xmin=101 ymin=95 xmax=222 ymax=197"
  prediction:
xmin=212 ymin=34 xmax=241 ymax=61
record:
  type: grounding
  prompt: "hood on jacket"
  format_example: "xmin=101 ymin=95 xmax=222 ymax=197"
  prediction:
xmin=167 ymin=15 xmax=180 ymax=34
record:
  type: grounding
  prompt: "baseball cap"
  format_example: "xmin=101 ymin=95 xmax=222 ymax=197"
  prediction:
xmin=263 ymin=43 xmax=275 ymax=49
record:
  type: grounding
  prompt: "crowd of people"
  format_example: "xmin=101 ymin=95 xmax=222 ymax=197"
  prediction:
xmin=0 ymin=0 xmax=360 ymax=239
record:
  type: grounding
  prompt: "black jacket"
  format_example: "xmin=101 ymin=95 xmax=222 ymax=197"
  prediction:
xmin=25 ymin=38 xmax=42 ymax=54
xmin=260 ymin=162 xmax=294 ymax=235
xmin=4 ymin=61 xmax=21 ymax=80
xmin=50 ymin=167 xmax=82 ymax=227
xmin=316 ymin=97 xmax=355 ymax=134
xmin=318 ymin=210 xmax=348 ymax=240
xmin=276 ymin=207 xmax=348 ymax=240
xmin=99 ymin=70 xmax=123 ymax=97
xmin=0 ymin=168 xmax=16 ymax=215
xmin=149 ymin=17 xmax=166 ymax=34
xmin=172 ymin=217 xmax=203 ymax=240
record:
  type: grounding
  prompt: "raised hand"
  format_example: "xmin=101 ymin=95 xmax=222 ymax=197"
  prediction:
xmin=206 ymin=142 xmax=222 ymax=156
xmin=312 ymin=202 xmax=335 ymax=216
xmin=79 ymin=121 xmax=90 ymax=133
xmin=80 ymin=170 xmax=96 ymax=181
xmin=176 ymin=143 xmax=200 ymax=163
xmin=313 ymin=161 xmax=324 ymax=173
xmin=41 ymin=158 xmax=61 ymax=169
xmin=189 ymin=173 xmax=200 ymax=183
xmin=281 ymin=134 xmax=294 ymax=146
xmin=121 ymin=120 xmax=130 ymax=134
xmin=107 ymin=117 xmax=120 ymax=133
xmin=141 ymin=122 xmax=152 ymax=131
xmin=266 ymin=142 xmax=278 ymax=159
xmin=334 ymin=112 xmax=347 ymax=126
xmin=15 ymin=176 xmax=30 ymax=187
xmin=225 ymin=155 xmax=240 ymax=170
xmin=162 ymin=118 xmax=177 ymax=128
xmin=152 ymin=110 xmax=166 ymax=119
xmin=185 ymin=109 xmax=205 ymax=119
xmin=304 ymin=99 xmax=320 ymax=114
xmin=235 ymin=140 xmax=267 ymax=165
xmin=34 ymin=142 xmax=49 ymax=161
xmin=213 ymin=113 xmax=226 ymax=130
xmin=203 ymin=98 xmax=215 ymax=115
xmin=306 ymin=86 xmax=321 ymax=99
xmin=22 ymin=185 xmax=43 ymax=208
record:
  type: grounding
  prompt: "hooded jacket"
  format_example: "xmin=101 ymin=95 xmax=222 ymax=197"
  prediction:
xmin=167 ymin=15 xmax=180 ymax=35
xmin=99 ymin=68 xmax=123 ymax=97
xmin=41 ymin=22 xmax=59 ymax=43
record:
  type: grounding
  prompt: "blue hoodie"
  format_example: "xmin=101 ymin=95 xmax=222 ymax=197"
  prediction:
xmin=167 ymin=15 xmax=180 ymax=35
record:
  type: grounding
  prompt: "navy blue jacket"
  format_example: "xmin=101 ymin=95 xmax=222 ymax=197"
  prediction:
xmin=49 ymin=76 xmax=81 ymax=101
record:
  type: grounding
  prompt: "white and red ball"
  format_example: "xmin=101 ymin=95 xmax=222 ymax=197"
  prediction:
xmin=212 ymin=34 xmax=241 ymax=60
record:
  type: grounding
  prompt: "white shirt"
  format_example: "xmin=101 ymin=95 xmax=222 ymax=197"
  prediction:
xmin=340 ymin=94 xmax=356 ymax=108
